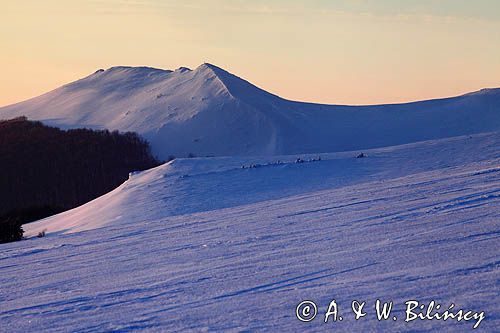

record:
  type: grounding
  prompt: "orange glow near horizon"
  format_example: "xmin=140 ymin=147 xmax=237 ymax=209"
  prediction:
xmin=1 ymin=1 xmax=500 ymax=106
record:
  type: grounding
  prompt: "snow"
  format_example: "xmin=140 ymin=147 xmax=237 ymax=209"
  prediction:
xmin=0 ymin=63 xmax=498 ymax=331
xmin=0 ymin=133 xmax=500 ymax=332
xmin=23 ymin=132 xmax=500 ymax=236
xmin=1 ymin=132 xmax=499 ymax=332
xmin=1 ymin=63 xmax=499 ymax=159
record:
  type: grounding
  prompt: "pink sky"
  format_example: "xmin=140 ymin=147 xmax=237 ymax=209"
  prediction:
xmin=1 ymin=1 xmax=499 ymax=106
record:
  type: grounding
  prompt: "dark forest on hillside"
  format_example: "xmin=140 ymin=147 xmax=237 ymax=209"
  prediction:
xmin=0 ymin=117 xmax=161 ymax=243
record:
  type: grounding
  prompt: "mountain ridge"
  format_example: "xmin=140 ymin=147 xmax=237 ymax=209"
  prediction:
xmin=1 ymin=63 xmax=499 ymax=159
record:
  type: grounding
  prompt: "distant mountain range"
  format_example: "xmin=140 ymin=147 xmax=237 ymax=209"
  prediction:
xmin=1 ymin=63 xmax=499 ymax=159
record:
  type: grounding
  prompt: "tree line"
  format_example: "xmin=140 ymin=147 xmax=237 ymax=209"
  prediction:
xmin=0 ymin=117 xmax=161 ymax=243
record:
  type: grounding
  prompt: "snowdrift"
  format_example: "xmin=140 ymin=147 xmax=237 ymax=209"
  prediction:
xmin=24 ymin=132 xmax=500 ymax=236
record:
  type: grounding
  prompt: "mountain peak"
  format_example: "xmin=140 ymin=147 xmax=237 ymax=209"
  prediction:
xmin=197 ymin=62 xmax=223 ymax=71
xmin=195 ymin=63 xmax=229 ymax=77
xmin=1 ymin=63 xmax=499 ymax=160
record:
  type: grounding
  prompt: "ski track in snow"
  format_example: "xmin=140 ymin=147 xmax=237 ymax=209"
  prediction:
xmin=0 ymin=133 xmax=499 ymax=332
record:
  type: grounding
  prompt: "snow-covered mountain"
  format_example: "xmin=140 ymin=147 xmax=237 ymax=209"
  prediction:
xmin=1 ymin=63 xmax=499 ymax=332
xmin=1 ymin=63 xmax=499 ymax=159
xmin=3 ymin=132 xmax=499 ymax=332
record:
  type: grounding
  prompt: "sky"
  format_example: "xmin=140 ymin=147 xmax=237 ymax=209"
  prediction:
xmin=1 ymin=0 xmax=500 ymax=106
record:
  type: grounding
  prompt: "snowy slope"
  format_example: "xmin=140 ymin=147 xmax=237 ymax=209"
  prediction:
xmin=24 ymin=132 xmax=500 ymax=236
xmin=1 ymin=64 xmax=499 ymax=159
xmin=1 ymin=135 xmax=498 ymax=332
xmin=1 ymin=66 xmax=499 ymax=331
